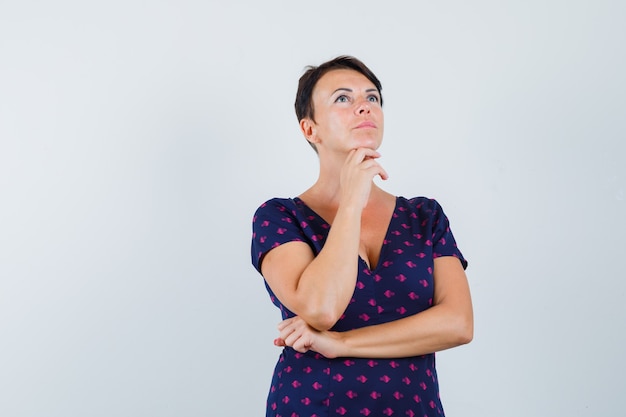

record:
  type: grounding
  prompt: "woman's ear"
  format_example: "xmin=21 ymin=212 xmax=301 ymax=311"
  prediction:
xmin=300 ymin=118 xmax=319 ymax=145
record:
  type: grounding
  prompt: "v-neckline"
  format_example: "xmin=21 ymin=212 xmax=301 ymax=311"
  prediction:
xmin=292 ymin=196 xmax=399 ymax=273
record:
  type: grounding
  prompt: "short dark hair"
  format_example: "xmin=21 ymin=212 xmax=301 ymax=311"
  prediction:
xmin=295 ymin=56 xmax=383 ymax=151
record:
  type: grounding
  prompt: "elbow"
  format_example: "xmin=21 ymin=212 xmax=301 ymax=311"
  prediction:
xmin=454 ymin=316 xmax=474 ymax=346
xmin=310 ymin=313 xmax=340 ymax=331
xmin=294 ymin=293 xmax=343 ymax=330
xmin=457 ymin=326 xmax=473 ymax=346
xmin=303 ymin=308 xmax=340 ymax=331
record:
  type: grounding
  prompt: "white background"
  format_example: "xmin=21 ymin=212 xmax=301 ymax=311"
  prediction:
xmin=1 ymin=1 xmax=624 ymax=416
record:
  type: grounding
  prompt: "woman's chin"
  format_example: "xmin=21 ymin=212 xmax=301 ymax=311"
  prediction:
xmin=353 ymin=139 xmax=382 ymax=151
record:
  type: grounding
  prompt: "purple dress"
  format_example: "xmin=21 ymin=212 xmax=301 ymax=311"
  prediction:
xmin=251 ymin=196 xmax=467 ymax=417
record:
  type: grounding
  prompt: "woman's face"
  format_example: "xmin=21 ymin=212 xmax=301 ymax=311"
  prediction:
xmin=305 ymin=69 xmax=384 ymax=154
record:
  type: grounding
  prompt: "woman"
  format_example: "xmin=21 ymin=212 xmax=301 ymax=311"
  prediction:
xmin=251 ymin=56 xmax=473 ymax=417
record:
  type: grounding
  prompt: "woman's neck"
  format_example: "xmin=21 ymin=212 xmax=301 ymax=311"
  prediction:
xmin=299 ymin=147 xmax=390 ymax=208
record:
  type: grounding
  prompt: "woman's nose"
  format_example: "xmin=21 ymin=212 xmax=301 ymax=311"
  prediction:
xmin=356 ymin=100 xmax=371 ymax=114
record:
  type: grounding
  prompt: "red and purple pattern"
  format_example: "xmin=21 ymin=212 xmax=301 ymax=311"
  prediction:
xmin=251 ymin=196 xmax=467 ymax=417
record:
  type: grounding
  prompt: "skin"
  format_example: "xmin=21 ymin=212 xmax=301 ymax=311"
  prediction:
xmin=261 ymin=69 xmax=473 ymax=358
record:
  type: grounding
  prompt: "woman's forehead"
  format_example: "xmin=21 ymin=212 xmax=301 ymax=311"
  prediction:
xmin=315 ymin=69 xmax=377 ymax=93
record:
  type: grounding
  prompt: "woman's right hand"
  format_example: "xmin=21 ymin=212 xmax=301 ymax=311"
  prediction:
xmin=339 ymin=148 xmax=388 ymax=209
xmin=274 ymin=316 xmax=344 ymax=359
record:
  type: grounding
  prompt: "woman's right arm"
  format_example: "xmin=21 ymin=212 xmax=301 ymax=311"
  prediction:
xmin=261 ymin=204 xmax=361 ymax=331
xmin=261 ymin=148 xmax=387 ymax=331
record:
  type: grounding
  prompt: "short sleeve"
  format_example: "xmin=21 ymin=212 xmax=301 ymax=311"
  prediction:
xmin=430 ymin=199 xmax=468 ymax=269
xmin=251 ymin=198 xmax=308 ymax=274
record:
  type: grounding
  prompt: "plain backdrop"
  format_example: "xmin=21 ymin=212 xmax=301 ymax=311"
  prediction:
xmin=1 ymin=1 xmax=624 ymax=416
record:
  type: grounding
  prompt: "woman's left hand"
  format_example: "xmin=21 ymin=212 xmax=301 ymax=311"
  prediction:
xmin=274 ymin=316 xmax=343 ymax=358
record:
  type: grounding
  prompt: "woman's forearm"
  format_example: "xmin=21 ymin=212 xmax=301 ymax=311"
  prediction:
xmin=293 ymin=203 xmax=363 ymax=330
xmin=334 ymin=304 xmax=473 ymax=358
xmin=277 ymin=303 xmax=472 ymax=359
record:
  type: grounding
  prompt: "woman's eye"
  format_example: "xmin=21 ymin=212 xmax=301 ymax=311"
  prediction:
xmin=336 ymin=95 xmax=349 ymax=103
xmin=368 ymin=95 xmax=379 ymax=103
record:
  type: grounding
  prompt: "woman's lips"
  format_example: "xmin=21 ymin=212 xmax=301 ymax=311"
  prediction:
xmin=355 ymin=121 xmax=376 ymax=129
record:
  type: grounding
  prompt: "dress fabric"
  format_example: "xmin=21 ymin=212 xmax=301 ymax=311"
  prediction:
xmin=251 ymin=196 xmax=467 ymax=417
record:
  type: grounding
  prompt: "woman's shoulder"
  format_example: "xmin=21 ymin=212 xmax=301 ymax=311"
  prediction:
xmin=256 ymin=197 xmax=295 ymax=209
xmin=397 ymin=195 xmax=442 ymax=211
xmin=253 ymin=197 xmax=301 ymax=219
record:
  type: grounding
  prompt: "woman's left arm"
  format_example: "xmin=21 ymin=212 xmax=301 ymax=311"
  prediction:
xmin=276 ymin=256 xmax=473 ymax=358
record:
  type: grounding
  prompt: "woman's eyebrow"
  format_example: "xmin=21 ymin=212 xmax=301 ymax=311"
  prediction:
xmin=332 ymin=87 xmax=353 ymax=95
xmin=332 ymin=87 xmax=378 ymax=95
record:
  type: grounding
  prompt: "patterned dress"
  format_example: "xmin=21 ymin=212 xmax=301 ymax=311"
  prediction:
xmin=251 ymin=196 xmax=467 ymax=417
